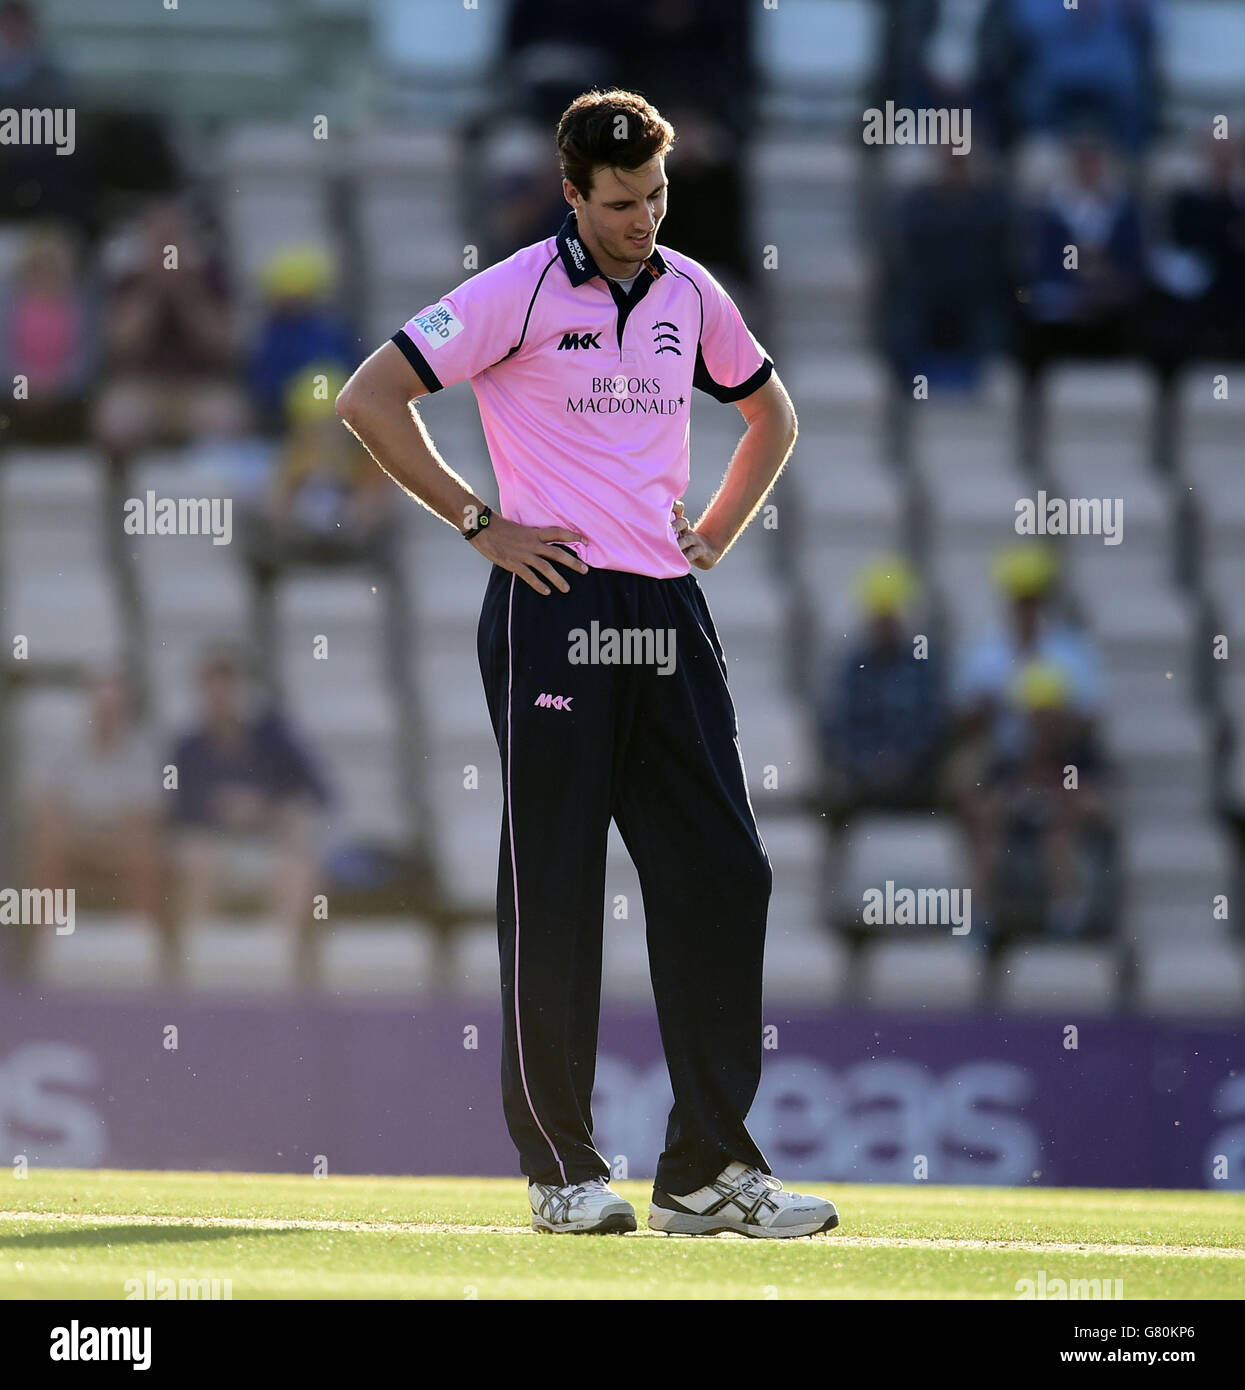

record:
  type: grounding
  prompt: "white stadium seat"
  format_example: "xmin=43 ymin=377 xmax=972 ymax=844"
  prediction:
xmin=996 ymin=942 xmax=1120 ymax=1014
xmin=1134 ymin=940 xmax=1245 ymax=1017
xmin=859 ymin=939 xmax=984 ymax=1010
xmin=319 ymin=919 xmax=442 ymax=993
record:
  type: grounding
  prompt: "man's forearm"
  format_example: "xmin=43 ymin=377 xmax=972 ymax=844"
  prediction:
xmin=695 ymin=410 xmax=797 ymax=560
xmin=338 ymin=395 xmax=485 ymax=533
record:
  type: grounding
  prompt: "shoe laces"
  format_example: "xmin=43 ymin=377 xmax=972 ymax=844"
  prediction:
xmin=533 ymin=1177 xmax=609 ymax=1221
xmin=738 ymin=1167 xmax=783 ymax=1199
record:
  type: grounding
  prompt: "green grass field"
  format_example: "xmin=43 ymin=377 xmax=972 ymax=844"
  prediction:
xmin=1 ymin=1171 xmax=1242 ymax=1300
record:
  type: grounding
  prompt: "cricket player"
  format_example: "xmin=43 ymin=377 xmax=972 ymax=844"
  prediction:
xmin=337 ymin=89 xmax=838 ymax=1239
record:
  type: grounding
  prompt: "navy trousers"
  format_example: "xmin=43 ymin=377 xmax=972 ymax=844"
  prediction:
xmin=476 ymin=555 xmax=773 ymax=1196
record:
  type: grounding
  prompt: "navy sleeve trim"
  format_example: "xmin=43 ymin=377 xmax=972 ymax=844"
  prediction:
xmin=391 ymin=330 xmax=443 ymax=393
xmin=501 ymin=250 xmax=560 ymax=363
xmin=693 ymin=352 xmax=774 ymax=404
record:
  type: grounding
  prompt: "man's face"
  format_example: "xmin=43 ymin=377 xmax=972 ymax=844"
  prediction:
xmin=564 ymin=156 xmax=668 ymax=276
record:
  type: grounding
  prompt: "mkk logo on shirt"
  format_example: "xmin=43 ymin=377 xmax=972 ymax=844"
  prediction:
xmin=534 ymin=693 xmax=574 ymax=710
xmin=558 ymin=331 xmax=603 ymax=351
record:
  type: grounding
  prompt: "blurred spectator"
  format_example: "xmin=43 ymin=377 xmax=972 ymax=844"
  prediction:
xmin=874 ymin=0 xmax=992 ymax=116
xmin=24 ymin=669 xmax=166 ymax=974
xmin=168 ymin=647 xmax=330 ymax=984
xmin=91 ymin=198 xmax=246 ymax=472
xmin=500 ymin=0 xmax=627 ymax=127
xmin=0 ymin=221 xmax=95 ymax=442
xmin=617 ymin=0 xmax=760 ymax=288
xmin=976 ymin=660 xmax=1113 ymax=938
xmin=476 ymin=0 xmax=759 ymax=286
xmin=978 ymin=0 xmax=1158 ymax=155
xmin=1014 ymin=133 xmax=1146 ymax=374
xmin=951 ymin=543 xmax=1109 ymax=936
xmin=818 ymin=557 xmax=949 ymax=828
xmin=873 ymin=0 xmax=945 ymax=113
xmin=241 ymin=362 xmax=403 ymax=697
xmin=881 ymin=145 xmax=1011 ymax=389
xmin=248 ymin=246 xmax=355 ymax=437
xmin=0 ymin=0 xmax=82 ymax=225
xmin=465 ymin=0 xmax=629 ymax=260
xmin=1147 ymin=137 xmax=1245 ymax=371
xmin=79 ymin=112 xmax=181 ymax=233
xmin=242 ymin=363 xmax=399 ymax=583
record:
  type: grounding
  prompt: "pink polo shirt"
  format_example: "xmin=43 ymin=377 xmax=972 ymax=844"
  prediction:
xmin=392 ymin=211 xmax=773 ymax=578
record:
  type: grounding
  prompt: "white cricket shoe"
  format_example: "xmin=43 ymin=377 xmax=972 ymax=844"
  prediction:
xmin=529 ymin=1178 xmax=637 ymax=1234
xmin=649 ymin=1160 xmax=839 ymax=1238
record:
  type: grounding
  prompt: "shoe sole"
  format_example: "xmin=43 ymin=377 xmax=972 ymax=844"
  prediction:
xmin=647 ymin=1204 xmax=839 ymax=1239
xmin=532 ymin=1210 xmax=638 ymax=1235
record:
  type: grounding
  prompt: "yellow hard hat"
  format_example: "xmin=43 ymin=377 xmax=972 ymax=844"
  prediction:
xmin=284 ymin=362 xmax=347 ymax=425
xmin=992 ymin=542 xmax=1059 ymax=598
xmin=261 ymin=244 xmax=334 ymax=300
xmin=1010 ymin=659 xmax=1069 ymax=710
xmin=855 ymin=555 xmax=919 ymax=616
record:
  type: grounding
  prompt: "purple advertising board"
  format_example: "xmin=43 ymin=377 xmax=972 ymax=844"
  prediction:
xmin=0 ymin=985 xmax=1241 ymax=1190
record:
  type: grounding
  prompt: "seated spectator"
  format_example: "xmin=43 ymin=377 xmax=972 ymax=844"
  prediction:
xmin=248 ymin=246 xmax=355 ymax=437
xmin=481 ymin=1 xmax=759 ymax=289
xmin=950 ymin=542 xmax=1106 ymax=935
xmin=0 ymin=0 xmax=83 ymax=226
xmin=91 ymin=198 xmax=247 ymax=473
xmin=463 ymin=0 xmax=628 ymax=262
xmin=872 ymin=0 xmax=948 ymax=116
xmin=241 ymin=363 xmax=403 ymax=690
xmin=977 ymin=660 xmax=1113 ymax=937
xmin=618 ymin=0 xmax=760 ymax=289
xmin=818 ymin=557 xmax=949 ymax=829
xmin=978 ymin=0 xmax=1157 ymax=155
xmin=168 ymin=646 xmax=331 ymax=985
xmin=1147 ymin=136 xmax=1245 ymax=370
xmin=24 ymin=669 xmax=166 ymax=976
xmin=1014 ymin=132 xmax=1146 ymax=373
xmin=241 ymin=364 xmax=400 ymax=582
xmin=882 ymin=144 xmax=1011 ymax=390
xmin=0 ymin=221 xmax=94 ymax=443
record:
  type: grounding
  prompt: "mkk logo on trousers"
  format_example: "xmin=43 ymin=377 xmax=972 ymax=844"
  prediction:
xmin=558 ymin=331 xmax=602 ymax=350
xmin=534 ymin=693 xmax=574 ymax=710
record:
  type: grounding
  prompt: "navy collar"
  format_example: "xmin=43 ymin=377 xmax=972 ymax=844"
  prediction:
xmin=556 ymin=210 xmax=667 ymax=288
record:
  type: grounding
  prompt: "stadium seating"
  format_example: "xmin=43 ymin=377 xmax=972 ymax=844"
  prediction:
xmin=31 ymin=911 xmax=161 ymax=990
xmin=859 ymin=939 xmax=985 ymax=1011
xmin=319 ymin=918 xmax=444 ymax=994
xmin=7 ymin=41 xmax=1243 ymax=1013
xmin=997 ymin=941 xmax=1121 ymax=1015
xmin=1135 ymin=939 xmax=1245 ymax=1016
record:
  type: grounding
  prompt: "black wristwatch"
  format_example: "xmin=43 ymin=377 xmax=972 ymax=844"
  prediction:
xmin=462 ymin=505 xmax=493 ymax=541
